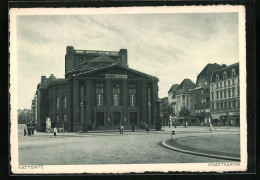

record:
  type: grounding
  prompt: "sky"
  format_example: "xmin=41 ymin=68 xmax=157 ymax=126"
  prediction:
xmin=16 ymin=12 xmax=239 ymax=109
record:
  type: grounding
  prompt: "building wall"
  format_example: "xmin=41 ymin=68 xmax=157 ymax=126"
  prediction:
xmin=210 ymin=63 xmax=240 ymax=126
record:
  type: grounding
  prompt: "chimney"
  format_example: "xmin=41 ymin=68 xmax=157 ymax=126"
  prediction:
xmin=119 ymin=49 xmax=127 ymax=66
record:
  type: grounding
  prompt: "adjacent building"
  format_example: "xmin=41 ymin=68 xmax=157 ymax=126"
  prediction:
xmin=175 ymin=79 xmax=196 ymax=125
xmin=33 ymin=46 xmax=160 ymax=132
xmin=210 ymin=63 xmax=240 ymax=126
xmin=167 ymin=84 xmax=178 ymax=116
xmin=194 ymin=63 xmax=226 ymax=125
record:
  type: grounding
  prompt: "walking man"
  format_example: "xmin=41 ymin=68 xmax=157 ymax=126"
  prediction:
xmin=54 ymin=127 xmax=57 ymax=137
xmin=132 ymin=123 xmax=135 ymax=132
xmin=121 ymin=125 xmax=124 ymax=134
xmin=145 ymin=124 xmax=149 ymax=133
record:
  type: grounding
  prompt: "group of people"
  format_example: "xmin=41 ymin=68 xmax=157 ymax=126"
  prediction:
xmin=24 ymin=125 xmax=34 ymax=136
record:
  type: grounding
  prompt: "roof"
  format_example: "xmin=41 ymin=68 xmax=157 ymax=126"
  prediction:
xmin=75 ymin=63 xmax=159 ymax=81
xmin=177 ymin=79 xmax=195 ymax=90
xmin=168 ymin=84 xmax=178 ymax=93
xmin=211 ymin=62 xmax=239 ymax=83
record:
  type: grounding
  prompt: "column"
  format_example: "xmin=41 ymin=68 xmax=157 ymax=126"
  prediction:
xmin=85 ymin=79 xmax=92 ymax=125
xmin=123 ymin=80 xmax=128 ymax=125
xmin=106 ymin=80 xmax=112 ymax=125
xmin=72 ymin=79 xmax=80 ymax=131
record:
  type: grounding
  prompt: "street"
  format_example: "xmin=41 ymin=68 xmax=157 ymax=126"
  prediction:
xmin=18 ymin=125 xmax=240 ymax=165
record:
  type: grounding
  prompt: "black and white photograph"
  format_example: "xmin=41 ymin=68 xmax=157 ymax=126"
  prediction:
xmin=9 ymin=6 xmax=247 ymax=174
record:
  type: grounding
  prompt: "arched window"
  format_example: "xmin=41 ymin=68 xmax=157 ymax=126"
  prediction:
xmin=223 ymin=71 xmax=227 ymax=79
xmin=216 ymin=74 xmax=219 ymax=81
xmin=232 ymin=68 xmax=236 ymax=76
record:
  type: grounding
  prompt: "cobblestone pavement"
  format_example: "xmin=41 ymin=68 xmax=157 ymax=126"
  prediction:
xmin=18 ymin=126 xmax=240 ymax=165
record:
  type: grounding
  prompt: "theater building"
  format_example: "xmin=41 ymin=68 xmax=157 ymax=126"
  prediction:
xmin=210 ymin=63 xmax=240 ymax=126
xmin=33 ymin=46 xmax=159 ymax=132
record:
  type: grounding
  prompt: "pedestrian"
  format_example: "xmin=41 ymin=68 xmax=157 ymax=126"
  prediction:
xmin=209 ymin=123 xmax=213 ymax=132
xmin=32 ymin=127 xmax=34 ymax=135
xmin=28 ymin=126 xmax=31 ymax=136
xmin=132 ymin=123 xmax=135 ymax=132
xmin=54 ymin=127 xmax=57 ymax=137
xmin=145 ymin=124 xmax=149 ymax=133
xmin=119 ymin=125 xmax=121 ymax=134
xmin=24 ymin=126 xmax=27 ymax=136
xmin=121 ymin=125 xmax=124 ymax=134
xmin=174 ymin=121 xmax=177 ymax=128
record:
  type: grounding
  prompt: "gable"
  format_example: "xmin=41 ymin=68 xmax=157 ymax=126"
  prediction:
xmin=75 ymin=64 xmax=158 ymax=81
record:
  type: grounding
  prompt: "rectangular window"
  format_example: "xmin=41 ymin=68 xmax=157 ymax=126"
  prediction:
xmin=224 ymin=81 xmax=226 ymax=87
xmin=224 ymin=90 xmax=227 ymax=98
xmin=96 ymin=84 xmax=104 ymax=107
xmin=220 ymin=82 xmax=222 ymax=88
xmin=220 ymin=102 xmax=223 ymax=109
xmin=228 ymin=89 xmax=231 ymax=97
xmin=56 ymin=97 xmax=59 ymax=108
xmin=228 ymin=80 xmax=230 ymax=86
xmin=64 ymin=114 xmax=67 ymax=122
xmin=216 ymin=103 xmax=219 ymax=109
xmin=211 ymin=93 xmax=214 ymax=100
xmin=220 ymin=91 xmax=223 ymax=99
xmin=232 ymin=79 xmax=235 ymax=85
xmin=224 ymin=102 xmax=227 ymax=108
xmin=211 ymin=84 xmax=214 ymax=89
xmin=229 ymin=101 xmax=231 ymax=108
xmin=233 ymin=101 xmax=236 ymax=108
xmin=211 ymin=103 xmax=214 ymax=110
xmin=216 ymin=92 xmax=219 ymax=99
xmin=63 ymin=96 xmax=67 ymax=108
xmin=114 ymin=94 xmax=119 ymax=106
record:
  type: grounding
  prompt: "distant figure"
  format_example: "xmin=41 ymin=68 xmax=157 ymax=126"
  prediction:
xmin=168 ymin=122 xmax=170 ymax=128
xmin=54 ymin=127 xmax=57 ymax=137
xmin=174 ymin=121 xmax=177 ymax=128
xmin=28 ymin=127 xmax=31 ymax=136
xmin=145 ymin=124 xmax=149 ymax=133
xmin=119 ymin=125 xmax=121 ymax=134
xmin=121 ymin=125 xmax=124 ymax=134
xmin=209 ymin=123 xmax=213 ymax=132
xmin=32 ymin=127 xmax=34 ymax=135
xmin=24 ymin=126 xmax=27 ymax=136
xmin=132 ymin=124 xmax=135 ymax=132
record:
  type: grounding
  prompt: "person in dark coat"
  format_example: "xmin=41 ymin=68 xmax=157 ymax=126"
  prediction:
xmin=132 ymin=124 xmax=135 ymax=132
xmin=145 ymin=124 xmax=149 ymax=133
xmin=119 ymin=125 xmax=121 ymax=134
xmin=32 ymin=127 xmax=34 ymax=135
xmin=24 ymin=126 xmax=27 ymax=136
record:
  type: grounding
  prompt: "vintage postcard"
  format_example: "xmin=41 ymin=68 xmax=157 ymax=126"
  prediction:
xmin=9 ymin=6 xmax=247 ymax=174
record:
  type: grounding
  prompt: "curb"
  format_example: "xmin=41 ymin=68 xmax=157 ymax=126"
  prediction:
xmin=161 ymin=140 xmax=240 ymax=162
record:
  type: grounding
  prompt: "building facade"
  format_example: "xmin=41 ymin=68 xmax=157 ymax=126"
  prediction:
xmin=194 ymin=63 xmax=226 ymax=125
xmin=33 ymin=46 xmax=160 ymax=132
xmin=210 ymin=63 xmax=240 ymax=126
xmin=167 ymin=84 xmax=178 ymax=116
xmin=175 ymin=79 xmax=196 ymax=125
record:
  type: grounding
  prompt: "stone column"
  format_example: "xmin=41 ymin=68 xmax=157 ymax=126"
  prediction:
xmin=122 ymin=80 xmax=128 ymax=125
xmin=106 ymin=80 xmax=112 ymax=125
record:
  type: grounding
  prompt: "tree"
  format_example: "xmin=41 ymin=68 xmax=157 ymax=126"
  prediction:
xmin=160 ymin=100 xmax=173 ymax=126
xmin=179 ymin=106 xmax=191 ymax=128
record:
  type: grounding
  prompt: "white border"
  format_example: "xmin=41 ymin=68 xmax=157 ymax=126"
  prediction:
xmin=10 ymin=6 xmax=247 ymax=174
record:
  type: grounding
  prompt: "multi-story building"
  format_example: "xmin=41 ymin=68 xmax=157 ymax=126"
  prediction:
xmin=210 ymin=63 xmax=240 ymax=126
xmin=167 ymin=84 xmax=178 ymax=115
xmin=175 ymin=79 xmax=196 ymax=125
xmin=194 ymin=63 xmax=226 ymax=125
xmin=32 ymin=46 xmax=160 ymax=132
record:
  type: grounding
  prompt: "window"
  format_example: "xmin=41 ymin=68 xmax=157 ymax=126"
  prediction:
xmin=56 ymin=97 xmax=59 ymax=108
xmin=228 ymin=80 xmax=230 ymax=86
xmin=232 ymin=68 xmax=236 ymax=76
xmin=233 ymin=101 xmax=236 ymax=108
xmin=216 ymin=74 xmax=219 ymax=81
xmin=211 ymin=93 xmax=214 ymax=100
xmin=63 ymin=96 xmax=67 ymax=108
xmin=224 ymin=102 xmax=227 ymax=109
xmin=232 ymin=79 xmax=235 ymax=85
xmin=212 ymin=103 xmax=214 ymax=110
xmin=224 ymin=81 xmax=226 ymax=87
xmin=220 ymin=102 xmax=223 ymax=109
xmin=96 ymin=84 xmax=103 ymax=107
xmin=224 ymin=90 xmax=227 ymax=98
xmin=216 ymin=83 xmax=218 ymax=88
xmin=220 ymin=82 xmax=222 ymax=88
xmin=211 ymin=84 xmax=214 ymax=89
xmin=223 ymin=71 xmax=227 ymax=79
xmin=216 ymin=103 xmax=219 ymax=109
xmin=237 ymin=86 xmax=240 ymax=97
xmin=113 ymin=84 xmax=120 ymax=106
xmin=228 ymin=89 xmax=231 ymax=97
xmin=63 ymin=114 xmax=67 ymax=122
xmin=216 ymin=91 xmax=219 ymax=99
xmin=232 ymin=87 xmax=235 ymax=97
xmin=129 ymin=84 xmax=136 ymax=107
xmin=220 ymin=91 xmax=223 ymax=99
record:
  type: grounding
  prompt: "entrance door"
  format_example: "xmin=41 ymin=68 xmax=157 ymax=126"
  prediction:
xmin=113 ymin=112 xmax=121 ymax=125
xmin=129 ymin=112 xmax=137 ymax=125
xmin=96 ymin=112 xmax=104 ymax=126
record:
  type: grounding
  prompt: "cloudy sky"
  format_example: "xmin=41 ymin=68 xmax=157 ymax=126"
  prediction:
xmin=16 ymin=11 xmax=239 ymax=109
